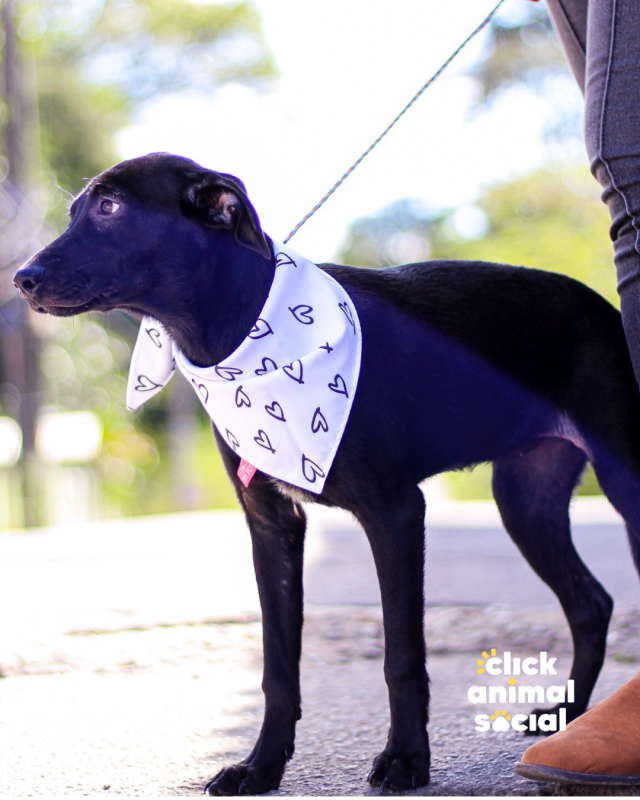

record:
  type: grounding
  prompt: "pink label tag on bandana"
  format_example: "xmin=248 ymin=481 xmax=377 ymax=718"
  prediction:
xmin=237 ymin=459 xmax=257 ymax=488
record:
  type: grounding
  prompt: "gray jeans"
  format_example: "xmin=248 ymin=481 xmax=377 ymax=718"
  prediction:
xmin=546 ymin=0 xmax=640 ymax=384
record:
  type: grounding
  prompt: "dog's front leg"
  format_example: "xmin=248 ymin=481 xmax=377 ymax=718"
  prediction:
xmin=206 ymin=446 xmax=306 ymax=796
xmin=356 ymin=485 xmax=431 ymax=791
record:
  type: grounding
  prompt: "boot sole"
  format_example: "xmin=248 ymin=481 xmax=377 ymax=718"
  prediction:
xmin=515 ymin=762 xmax=640 ymax=786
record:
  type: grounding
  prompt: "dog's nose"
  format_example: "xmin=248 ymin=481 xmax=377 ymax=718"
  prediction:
xmin=14 ymin=264 xmax=45 ymax=294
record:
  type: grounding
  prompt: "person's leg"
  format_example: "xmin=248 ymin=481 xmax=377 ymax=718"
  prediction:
xmin=547 ymin=0 xmax=640 ymax=389
xmin=584 ymin=0 xmax=640 ymax=388
xmin=516 ymin=1 xmax=640 ymax=785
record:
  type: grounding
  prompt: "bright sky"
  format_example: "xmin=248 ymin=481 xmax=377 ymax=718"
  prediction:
xmin=117 ymin=0 xmax=584 ymax=263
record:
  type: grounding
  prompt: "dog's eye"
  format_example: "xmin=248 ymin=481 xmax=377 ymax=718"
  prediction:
xmin=99 ymin=199 xmax=120 ymax=215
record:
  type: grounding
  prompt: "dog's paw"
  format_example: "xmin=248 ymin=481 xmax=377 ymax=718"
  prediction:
xmin=367 ymin=750 xmax=430 ymax=791
xmin=204 ymin=763 xmax=282 ymax=796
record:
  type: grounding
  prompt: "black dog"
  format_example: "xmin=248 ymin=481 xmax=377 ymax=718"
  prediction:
xmin=14 ymin=153 xmax=640 ymax=794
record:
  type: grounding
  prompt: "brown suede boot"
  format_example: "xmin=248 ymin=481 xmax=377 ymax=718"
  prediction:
xmin=515 ymin=670 xmax=640 ymax=786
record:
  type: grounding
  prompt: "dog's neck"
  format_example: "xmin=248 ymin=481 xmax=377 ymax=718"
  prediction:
xmin=149 ymin=235 xmax=276 ymax=368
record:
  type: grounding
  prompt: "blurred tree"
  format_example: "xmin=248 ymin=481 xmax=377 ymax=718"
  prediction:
xmin=341 ymin=168 xmax=616 ymax=304
xmin=474 ymin=1 xmax=565 ymax=103
xmin=437 ymin=169 xmax=616 ymax=305
xmin=0 ymin=0 xmax=45 ymax=525
xmin=471 ymin=2 xmax=583 ymax=149
xmin=0 ymin=0 xmax=273 ymax=522
xmin=15 ymin=0 xmax=275 ymax=225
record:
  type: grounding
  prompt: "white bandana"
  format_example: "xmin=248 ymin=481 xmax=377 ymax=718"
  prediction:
xmin=126 ymin=242 xmax=362 ymax=493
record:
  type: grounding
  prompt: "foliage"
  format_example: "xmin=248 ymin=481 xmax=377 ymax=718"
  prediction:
xmin=470 ymin=4 xmax=582 ymax=154
xmin=435 ymin=169 xmax=616 ymax=306
xmin=475 ymin=2 xmax=566 ymax=104
xmin=341 ymin=167 xmax=617 ymax=305
xmin=9 ymin=0 xmax=274 ymax=226
xmin=36 ymin=68 xmax=127 ymax=225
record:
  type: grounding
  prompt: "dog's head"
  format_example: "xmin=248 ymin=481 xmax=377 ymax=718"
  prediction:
xmin=13 ymin=153 xmax=271 ymax=319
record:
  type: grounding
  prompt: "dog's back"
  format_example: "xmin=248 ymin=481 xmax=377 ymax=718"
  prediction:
xmin=325 ymin=258 xmax=631 ymax=405
xmin=320 ymin=259 xmax=640 ymax=483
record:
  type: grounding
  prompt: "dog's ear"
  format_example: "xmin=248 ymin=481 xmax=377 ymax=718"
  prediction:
xmin=184 ymin=170 xmax=271 ymax=260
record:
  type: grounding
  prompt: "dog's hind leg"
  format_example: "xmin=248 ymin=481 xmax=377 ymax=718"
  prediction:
xmin=205 ymin=434 xmax=306 ymax=796
xmin=492 ymin=437 xmax=613 ymax=729
xmin=352 ymin=484 xmax=430 ymax=791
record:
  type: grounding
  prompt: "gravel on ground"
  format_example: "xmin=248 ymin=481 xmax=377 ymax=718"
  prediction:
xmin=2 ymin=603 xmax=640 ymax=796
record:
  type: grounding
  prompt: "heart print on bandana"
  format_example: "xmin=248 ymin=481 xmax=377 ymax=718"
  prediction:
xmin=127 ymin=242 xmax=362 ymax=493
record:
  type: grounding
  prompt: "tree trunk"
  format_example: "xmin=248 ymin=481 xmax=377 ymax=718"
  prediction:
xmin=1 ymin=0 xmax=43 ymax=527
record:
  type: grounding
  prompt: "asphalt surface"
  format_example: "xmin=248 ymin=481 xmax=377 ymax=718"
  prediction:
xmin=1 ymin=496 xmax=640 ymax=796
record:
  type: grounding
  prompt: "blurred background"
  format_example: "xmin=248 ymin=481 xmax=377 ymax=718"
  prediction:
xmin=0 ymin=0 xmax=613 ymax=529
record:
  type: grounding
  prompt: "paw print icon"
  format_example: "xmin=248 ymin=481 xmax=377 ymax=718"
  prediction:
xmin=491 ymin=710 xmax=511 ymax=732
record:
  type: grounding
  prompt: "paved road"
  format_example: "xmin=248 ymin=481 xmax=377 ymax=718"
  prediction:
xmin=0 ymin=496 xmax=633 ymax=640
xmin=1 ymin=496 xmax=639 ymax=796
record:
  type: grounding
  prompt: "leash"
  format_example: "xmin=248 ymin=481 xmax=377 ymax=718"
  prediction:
xmin=283 ymin=0 xmax=508 ymax=244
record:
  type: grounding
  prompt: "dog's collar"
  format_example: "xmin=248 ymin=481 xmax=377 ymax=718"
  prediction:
xmin=126 ymin=242 xmax=362 ymax=493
